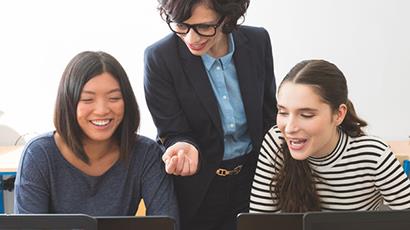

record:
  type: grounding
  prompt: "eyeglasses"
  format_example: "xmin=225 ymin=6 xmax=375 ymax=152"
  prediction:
xmin=166 ymin=16 xmax=224 ymax=37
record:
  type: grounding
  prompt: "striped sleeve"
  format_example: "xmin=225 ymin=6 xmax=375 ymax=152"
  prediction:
xmin=374 ymin=143 xmax=410 ymax=209
xmin=250 ymin=126 xmax=283 ymax=213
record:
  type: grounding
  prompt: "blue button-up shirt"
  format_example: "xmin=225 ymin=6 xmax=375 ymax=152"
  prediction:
xmin=201 ymin=34 xmax=253 ymax=160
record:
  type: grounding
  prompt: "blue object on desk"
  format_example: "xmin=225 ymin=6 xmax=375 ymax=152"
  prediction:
xmin=403 ymin=160 xmax=410 ymax=177
xmin=0 ymin=172 xmax=16 ymax=213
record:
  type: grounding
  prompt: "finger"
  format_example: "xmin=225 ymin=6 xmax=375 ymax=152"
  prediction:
xmin=188 ymin=152 xmax=199 ymax=174
xmin=162 ymin=147 xmax=176 ymax=163
xmin=175 ymin=150 xmax=185 ymax=174
xmin=181 ymin=155 xmax=191 ymax=176
xmin=165 ymin=156 xmax=178 ymax=174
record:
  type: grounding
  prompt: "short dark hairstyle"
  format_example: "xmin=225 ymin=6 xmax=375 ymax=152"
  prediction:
xmin=158 ymin=0 xmax=250 ymax=33
xmin=54 ymin=51 xmax=140 ymax=164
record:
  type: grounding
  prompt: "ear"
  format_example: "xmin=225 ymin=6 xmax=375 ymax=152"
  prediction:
xmin=335 ymin=104 xmax=347 ymax=126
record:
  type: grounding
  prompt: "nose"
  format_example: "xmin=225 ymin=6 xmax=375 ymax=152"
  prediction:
xmin=184 ymin=28 xmax=201 ymax=43
xmin=284 ymin=115 xmax=299 ymax=134
xmin=94 ymin=99 xmax=110 ymax=115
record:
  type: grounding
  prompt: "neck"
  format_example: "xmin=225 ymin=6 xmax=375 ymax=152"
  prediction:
xmin=317 ymin=129 xmax=340 ymax=158
xmin=82 ymin=138 xmax=119 ymax=163
xmin=208 ymin=33 xmax=229 ymax=58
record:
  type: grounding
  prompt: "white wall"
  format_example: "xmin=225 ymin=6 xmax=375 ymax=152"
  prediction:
xmin=1 ymin=0 xmax=409 ymax=141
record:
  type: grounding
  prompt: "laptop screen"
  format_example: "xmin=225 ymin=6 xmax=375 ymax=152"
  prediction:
xmin=0 ymin=214 xmax=96 ymax=230
xmin=237 ymin=213 xmax=303 ymax=230
xmin=96 ymin=216 xmax=175 ymax=230
xmin=303 ymin=210 xmax=410 ymax=230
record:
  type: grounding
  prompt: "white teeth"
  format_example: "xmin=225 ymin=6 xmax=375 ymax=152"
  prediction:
xmin=289 ymin=139 xmax=306 ymax=146
xmin=91 ymin=119 xmax=110 ymax=126
xmin=291 ymin=140 xmax=303 ymax=144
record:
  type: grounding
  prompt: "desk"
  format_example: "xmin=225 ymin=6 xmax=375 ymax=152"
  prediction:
xmin=0 ymin=146 xmax=24 ymax=213
xmin=0 ymin=146 xmax=23 ymax=173
xmin=387 ymin=141 xmax=410 ymax=164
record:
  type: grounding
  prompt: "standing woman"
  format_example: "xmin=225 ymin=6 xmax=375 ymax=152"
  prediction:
xmin=144 ymin=0 xmax=277 ymax=229
xmin=14 ymin=51 xmax=178 ymax=224
xmin=250 ymin=59 xmax=410 ymax=213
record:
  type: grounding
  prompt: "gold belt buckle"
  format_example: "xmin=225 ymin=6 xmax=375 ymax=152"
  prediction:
xmin=216 ymin=165 xmax=243 ymax=176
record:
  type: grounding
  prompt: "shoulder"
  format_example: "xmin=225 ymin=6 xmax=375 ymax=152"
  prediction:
xmin=347 ymin=135 xmax=389 ymax=156
xmin=261 ymin=125 xmax=284 ymax=157
xmin=22 ymin=132 xmax=56 ymax=159
xmin=130 ymin=135 xmax=164 ymax=160
xmin=263 ymin=125 xmax=283 ymax=145
xmin=234 ymin=25 xmax=270 ymax=42
xmin=144 ymin=33 xmax=177 ymax=57
xmin=344 ymin=134 xmax=393 ymax=165
xmin=18 ymin=132 xmax=57 ymax=171
xmin=237 ymin=25 xmax=269 ymax=35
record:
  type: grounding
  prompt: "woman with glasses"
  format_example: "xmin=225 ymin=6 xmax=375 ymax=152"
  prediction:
xmin=144 ymin=0 xmax=277 ymax=229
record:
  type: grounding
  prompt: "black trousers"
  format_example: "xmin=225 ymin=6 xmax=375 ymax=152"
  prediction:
xmin=183 ymin=153 xmax=257 ymax=230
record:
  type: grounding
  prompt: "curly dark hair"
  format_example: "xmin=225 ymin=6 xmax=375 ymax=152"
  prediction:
xmin=158 ymin=0 xmax=250 ymax=33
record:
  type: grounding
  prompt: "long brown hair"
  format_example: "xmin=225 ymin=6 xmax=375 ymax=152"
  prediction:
xmin=272 ymin=60 xmax=367 ymax=212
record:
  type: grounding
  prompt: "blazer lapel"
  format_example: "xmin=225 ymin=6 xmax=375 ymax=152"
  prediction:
xmin=178 ymin=39 xmax=223 ymax=135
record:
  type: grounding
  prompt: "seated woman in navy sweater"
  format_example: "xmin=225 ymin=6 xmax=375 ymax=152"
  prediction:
xmin=14 ymin=51 xmax=179 ymax=223
xmin=250 ymin=59 xmax=410 ymax=212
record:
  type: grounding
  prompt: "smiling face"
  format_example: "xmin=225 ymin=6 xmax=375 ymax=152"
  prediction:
xmin=276 ymin=82 xmax=346 ymax=160
xmin=76 ymin=72 xmax=124 ymax=144
xmin=176 ymin=3 xmax=228 ymax=57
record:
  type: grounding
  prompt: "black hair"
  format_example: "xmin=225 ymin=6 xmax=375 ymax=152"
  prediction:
xmin=54 ymin=51 xmax=140 ymax=164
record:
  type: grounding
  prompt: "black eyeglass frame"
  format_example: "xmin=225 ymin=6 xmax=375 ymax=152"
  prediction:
xmin=166 ymin=16 xmax=225 ymax=37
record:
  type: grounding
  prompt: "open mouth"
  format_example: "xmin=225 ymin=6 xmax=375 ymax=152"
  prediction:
xmin=288 ymin=138 xmax=307 ymax=150
xmin=90 ymin=119 xmax=111 ymax=127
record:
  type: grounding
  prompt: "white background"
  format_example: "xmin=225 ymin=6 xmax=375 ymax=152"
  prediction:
xmin=1 ymin=0 xmax=409 ymax=142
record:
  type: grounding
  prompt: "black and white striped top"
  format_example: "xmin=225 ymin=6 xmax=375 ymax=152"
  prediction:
xmin=250 ymin=126 xmax=410 ymax=213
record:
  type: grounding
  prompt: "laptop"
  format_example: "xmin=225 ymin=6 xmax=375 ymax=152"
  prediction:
xmin=96 ymin=216 xmax=175 ymax=230
xmin=0 ymin=214 xmax=97 ymax=230
xmin=303 ymin=210 xmax=410 ymax=230
xmin=237 ymin=213 xmax=303 ymax=230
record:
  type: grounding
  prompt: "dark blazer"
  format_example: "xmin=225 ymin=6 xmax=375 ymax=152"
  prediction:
xmin=144 ymin=25 xmax=277 ymax=221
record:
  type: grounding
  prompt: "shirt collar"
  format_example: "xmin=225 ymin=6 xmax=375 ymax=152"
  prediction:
xmin=202 ymin=33 xmax=235 ymax=71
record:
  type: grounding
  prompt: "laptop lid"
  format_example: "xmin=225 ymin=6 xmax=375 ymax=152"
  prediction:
xmin=96 ymin=216 xmax=175 ymax=230
xmin=303 ymin=210 xmax=410 ymax=230
xmin=0 ymin=214 xmax=97 ymax=230
xmin=237 ymin=213 xmax=303 ymax=230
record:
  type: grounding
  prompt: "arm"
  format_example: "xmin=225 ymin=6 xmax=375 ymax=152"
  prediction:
xmin=374 ymin=147 xmax=410 ymax=209
xmin=262 ymin=28 xmax=277 ymax=134
xmin=141 ymin=141 xmax=179 ymax=227
xmin=143 ymin=44 xmax=200 ymax=175
xmin=250 ymin=126 xmax=282 ymax=213
xmin=143 ymin=45 xmax=198 ymax=149
xmin=14 ymin=144 xmax=50 ymax=213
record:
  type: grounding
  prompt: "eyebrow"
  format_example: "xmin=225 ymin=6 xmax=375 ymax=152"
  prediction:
xmin=181 ymin=18 xmax=219 ymax=25
xmin=81 ymin=88 xmax=122 ymax=95
xmin=277 ymin=105 xmax=319 ymax=112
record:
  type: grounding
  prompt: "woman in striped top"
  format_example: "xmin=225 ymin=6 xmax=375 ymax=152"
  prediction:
xmin=250 ymin=59 xmax=410 ymax=213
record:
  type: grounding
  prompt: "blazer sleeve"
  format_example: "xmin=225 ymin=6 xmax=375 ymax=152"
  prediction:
xmin=143 ymin=42 xmax=199 ymax=150
xmin=261 ymin=28 xmax=278 ymax=134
